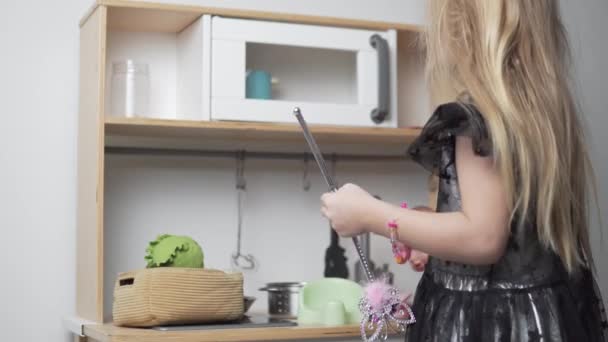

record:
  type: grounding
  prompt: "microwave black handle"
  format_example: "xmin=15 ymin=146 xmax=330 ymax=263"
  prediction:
xmin=370 ymin=34 xmax=390 ymax=124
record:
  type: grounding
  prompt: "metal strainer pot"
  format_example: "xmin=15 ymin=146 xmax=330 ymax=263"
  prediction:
xmin=259 ymin=282 xmax=305 ymax=319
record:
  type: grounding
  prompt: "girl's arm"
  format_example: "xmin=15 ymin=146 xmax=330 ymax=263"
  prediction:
xmin=409 ymin=206 xmax=432 ymax=271
xmin=368 ymin=136 xmax=510 ymax=264
xmin=322 ymin=136 xmax=510 ymax=265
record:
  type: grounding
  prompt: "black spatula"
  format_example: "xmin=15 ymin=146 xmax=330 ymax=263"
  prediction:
xmin=324 ymin=225 xmax=349 ymax=278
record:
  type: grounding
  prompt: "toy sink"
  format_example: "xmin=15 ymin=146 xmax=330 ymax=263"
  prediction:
xmin=297 ymin=278 xmax=363 ymax=326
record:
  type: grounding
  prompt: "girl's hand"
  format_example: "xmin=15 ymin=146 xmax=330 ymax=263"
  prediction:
xmin=320 ymin=183 xmax=376 ymax=237
xmin=409 ymin=249 xmax=429 ymax=272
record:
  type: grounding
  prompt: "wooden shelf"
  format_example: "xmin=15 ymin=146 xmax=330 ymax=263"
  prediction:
xmin=84 ymin=0 xmax=424 ymax=33
xmin=105 ymin=117 xmax=421 ymax=156
xmin=84 ymin=323 xmax=367 ymax=342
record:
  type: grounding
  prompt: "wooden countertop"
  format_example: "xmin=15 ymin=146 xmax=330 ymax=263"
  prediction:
xmin=84 ymin=323 xmax=367 ymax=342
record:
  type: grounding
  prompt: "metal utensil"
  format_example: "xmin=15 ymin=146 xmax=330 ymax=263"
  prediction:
xmin=232 ymin=151 xmax=256 ymax=270
xmin=293 ymin=107 xmax=375 ymax=283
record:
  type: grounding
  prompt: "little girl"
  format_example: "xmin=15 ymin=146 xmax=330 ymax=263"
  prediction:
xmin=321 ymin=1 xmax=608 ymax=341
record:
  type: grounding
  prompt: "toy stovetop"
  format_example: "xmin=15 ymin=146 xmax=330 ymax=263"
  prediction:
xmin=152 ymin=314 xmax=297 ymax=331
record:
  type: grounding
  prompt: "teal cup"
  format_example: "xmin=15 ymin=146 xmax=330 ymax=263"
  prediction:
xmin=246 ymin=70 xmax=272 ymax=99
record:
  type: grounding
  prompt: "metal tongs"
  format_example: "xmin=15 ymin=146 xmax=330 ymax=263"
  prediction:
xmin=293 ymin=107 xmax=376 ymax=283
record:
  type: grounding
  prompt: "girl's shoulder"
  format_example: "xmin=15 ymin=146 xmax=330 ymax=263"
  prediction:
xmin=407 ymin=102 xmax=491 ymax=173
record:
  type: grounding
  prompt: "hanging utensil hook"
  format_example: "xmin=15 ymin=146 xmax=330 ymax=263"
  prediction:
xmin=235 ymin=150 xmax=247 ymax=190
xmin=302 ymin=154 xmax=311 ymax=191
xmin=232 ymin=151 xmax=256 ymax=270
xmin=330 ymin=154 xmax=338 ymax=186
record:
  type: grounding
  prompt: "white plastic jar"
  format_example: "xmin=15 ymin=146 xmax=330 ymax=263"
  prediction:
xmin=110 ymin=60 xmax=149 ymax=117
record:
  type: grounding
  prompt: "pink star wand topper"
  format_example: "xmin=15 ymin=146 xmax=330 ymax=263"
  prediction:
xmin=359 ymin=202 xmax=415 ymax=342
xmin=359 ymin=279 xmax=415 ymax=341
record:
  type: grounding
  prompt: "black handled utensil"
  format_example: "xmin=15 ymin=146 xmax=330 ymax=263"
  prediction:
xmin=293 ymin=107 xmax=376 ymax=282
xmin=324 ymin=223 xmax=349 ymax=278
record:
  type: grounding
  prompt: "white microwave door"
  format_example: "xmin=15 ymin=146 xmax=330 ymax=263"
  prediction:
xmin=211 ymin=17 xmax=396 ymax=127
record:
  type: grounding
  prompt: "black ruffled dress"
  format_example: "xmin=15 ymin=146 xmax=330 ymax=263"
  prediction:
xmin=404 ymin=102 xmax=608 ymax=341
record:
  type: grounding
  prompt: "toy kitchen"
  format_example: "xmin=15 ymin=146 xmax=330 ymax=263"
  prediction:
xmin=67 ymin=1 xmax=433 ymax=341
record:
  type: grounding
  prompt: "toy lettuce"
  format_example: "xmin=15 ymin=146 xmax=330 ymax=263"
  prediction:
xmin=145 ymin=234 xmax=205 ymax=268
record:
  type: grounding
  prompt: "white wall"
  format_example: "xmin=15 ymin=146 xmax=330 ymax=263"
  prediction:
xmin=0 ymin=1 xmax=606 ymax=342
xmin=560 ymin=0 xmax=608 ymax=299
xmin=0 ymin=1 xmax=90 ymax=341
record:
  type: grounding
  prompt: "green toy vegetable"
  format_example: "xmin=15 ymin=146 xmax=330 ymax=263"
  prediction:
xmin=145 ymin=234 xmax=205 ymax=268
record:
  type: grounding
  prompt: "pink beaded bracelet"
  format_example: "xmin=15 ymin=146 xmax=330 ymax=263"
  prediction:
xmin=388 ymin=202 xmax=412 ymax=264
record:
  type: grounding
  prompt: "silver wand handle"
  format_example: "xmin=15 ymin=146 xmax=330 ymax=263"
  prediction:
xmin=293 ymin=107 xmax=376 ymax=283
xmin=292 ymin=107 xmax=337 ymax=191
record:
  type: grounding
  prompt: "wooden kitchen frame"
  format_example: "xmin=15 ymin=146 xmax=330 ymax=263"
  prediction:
xmin=73 ymin=1 xmax=433 ymax=340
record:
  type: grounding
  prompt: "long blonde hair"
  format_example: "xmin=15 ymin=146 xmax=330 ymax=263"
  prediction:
xmin=425 ymin=0 xmax=596 ymax=273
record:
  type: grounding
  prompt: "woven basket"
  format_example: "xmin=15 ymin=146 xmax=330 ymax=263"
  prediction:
xmin=112 ymin=268 xmax=244 ymax=327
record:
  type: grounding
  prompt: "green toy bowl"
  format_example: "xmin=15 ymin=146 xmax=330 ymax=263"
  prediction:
xmin=297 ymin=278 xmax=363 ymax=326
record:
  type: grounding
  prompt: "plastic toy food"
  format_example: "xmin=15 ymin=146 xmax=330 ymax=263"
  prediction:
xmin=145 ymin=234 xmax=205 ymax=268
